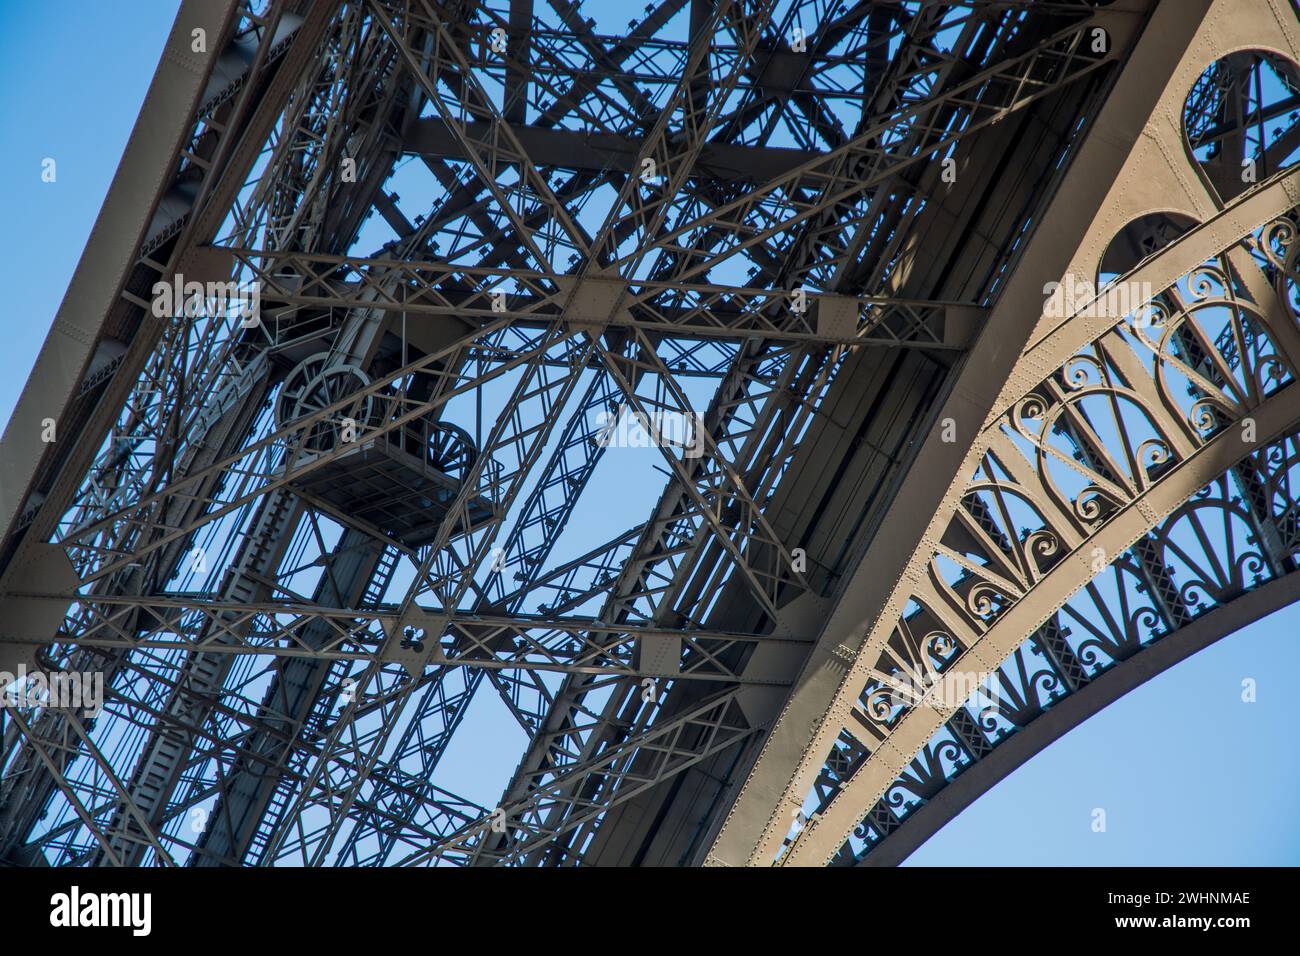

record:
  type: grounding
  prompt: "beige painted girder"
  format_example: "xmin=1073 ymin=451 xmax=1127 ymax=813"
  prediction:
xmin=0 ymin=1 xmax=241 ymax=677
xmin=0 ymin=0 xmax=239 ymax=544
xmin=708 ymin=0 xmax=1300 ymax=867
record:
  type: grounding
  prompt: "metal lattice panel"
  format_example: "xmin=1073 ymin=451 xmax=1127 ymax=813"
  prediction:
xmin=1 ymin=0 xmax=1297 ymax=868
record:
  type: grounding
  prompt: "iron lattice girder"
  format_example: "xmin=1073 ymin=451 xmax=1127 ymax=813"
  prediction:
xmin=252 ymin=326 xmax=604 ymax=862
xmin=40 ymin=594 xmax=807 ymax=683
xmin=329 ymin=415 xmax=645 ymax=860
xmin=0 ymin=0 xmax=350 ymax=865
xmin=401 ymin=688 xmax=753 ymax=867
xmin=59 ymin=652 xmax=490 ymax=867
xmin=478 ymin=336 xmax=838 ymax=856
xmin=437 ymin=2 xmax=1137 ymax=863
xmin=331 ymin=386 xmax=650 ymax=862
xmin=614 ymin=11 xmax=1123 ymax=285
xmin=7 ymin=0 xmax=1267 ymax=868
xmin=226 ymin=246 xmax=972 ymax=348
xmin=1 ymin=1 xmax=462 ymax=868
xmin=56 ymin=315 xmax=540 ymax=583
xmin=2 ymin=707 xmax=177 ymax=867
xmin=368 ymin=0 xmax=593 ymax=270
xmin=236 ymin=330 xmax=621 ymax=868
xmin=316 ymin=0 xmax=833 ymax=863
xmin=247 ymin=0 xmax=818 ymax=863
xmin=0 ymin=0 xmax=247 ymax=554
xmin=11 ymin=663 xmax=488 ymax=867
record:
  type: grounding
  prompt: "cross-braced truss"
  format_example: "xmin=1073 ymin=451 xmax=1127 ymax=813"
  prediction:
xmin=1 ymin=0 xmax=1298 ymax=867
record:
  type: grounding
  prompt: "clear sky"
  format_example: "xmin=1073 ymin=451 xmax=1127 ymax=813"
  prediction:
xmin=1 ymin=0 xmax=1296 ymax=866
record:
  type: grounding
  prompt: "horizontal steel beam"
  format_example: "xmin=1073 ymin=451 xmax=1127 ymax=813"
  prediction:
xmin=227 ymin=247 xmax=975 ymax=348
xmin=405 ymin=118 xmax=825 ymax=180
xmin=29 ymin=593 xmax=807 ymax=683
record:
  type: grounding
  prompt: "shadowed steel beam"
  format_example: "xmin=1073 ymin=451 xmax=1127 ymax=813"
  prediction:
xmin=405 ymin=119 xmax=825 ymax=180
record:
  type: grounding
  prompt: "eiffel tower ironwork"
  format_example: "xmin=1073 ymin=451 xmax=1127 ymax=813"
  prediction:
xmin=1 ymin=0 xmax=1299 ymax=867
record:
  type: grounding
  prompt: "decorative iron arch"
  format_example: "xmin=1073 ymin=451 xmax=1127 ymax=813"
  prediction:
xmin=777 ymin=192 xmax=1300 ymax=865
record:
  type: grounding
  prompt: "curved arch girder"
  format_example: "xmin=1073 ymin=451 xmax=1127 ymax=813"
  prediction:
xmin=852 ymin=558 xmax=1300 ymax=866
xmin=843 ymin=427 xmax=1300 ymax=865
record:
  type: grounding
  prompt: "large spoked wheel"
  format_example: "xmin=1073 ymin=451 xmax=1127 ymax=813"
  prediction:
xmin=428 ymin=421 xmax=477 ymax=479
xmin=275 ymin=353 xmax=375 ymax=453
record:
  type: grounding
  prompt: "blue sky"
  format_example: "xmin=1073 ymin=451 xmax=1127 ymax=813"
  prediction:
xmin=2 ymin=0 xmax=1297 ymax=866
